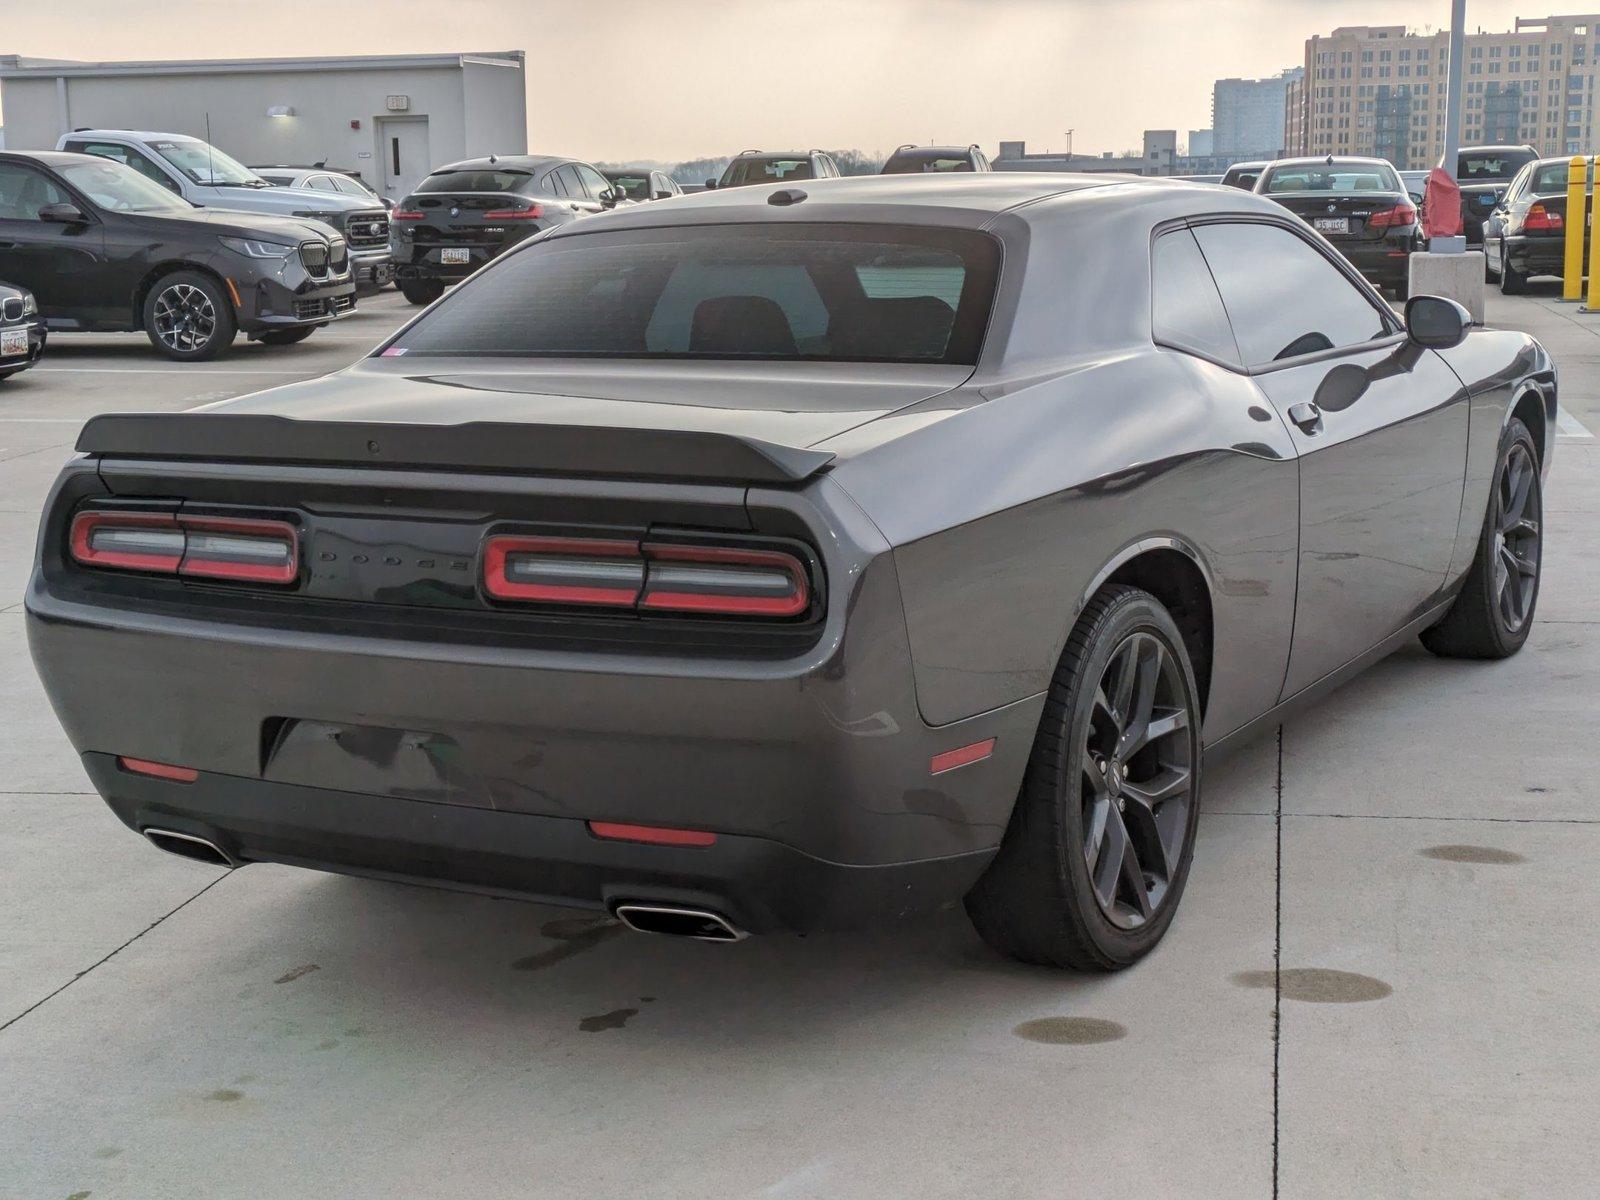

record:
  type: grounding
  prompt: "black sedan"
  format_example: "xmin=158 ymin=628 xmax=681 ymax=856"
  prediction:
xmin=0 ymin=280 xmax=45 ymax=380
xmin=28 ymin=175 xmax=1553 ymax=970
xmin=0 ymin=151 xmax=354 ymax=360
xmin=1484 ymin=156 xmax=1575 ymax=294
xmin=1254 ymin=156 xmax=1422 ymax=297
xmin=390 ymin=155 xmax=629 ymax=305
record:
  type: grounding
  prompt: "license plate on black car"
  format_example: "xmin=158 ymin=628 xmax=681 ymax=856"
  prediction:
xmin=1313 ymin=217 xmax=1349 ymax=235
xmin=0 ymin=328 xmax=27 ymax=357
xmin=441 ymin=248 xmax=470 ymax=264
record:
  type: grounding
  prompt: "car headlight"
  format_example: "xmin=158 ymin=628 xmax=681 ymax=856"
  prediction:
xmin=221 ymin=237 xmax=294 ymax=259
xmin=21 ymin=293 xmax=36 ymax=316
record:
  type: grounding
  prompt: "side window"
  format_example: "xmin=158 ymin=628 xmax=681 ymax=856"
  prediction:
xmin=1151 ymin=228 xmax=1240 ymax=366
xmin=573 ymin=164 xmax=612 ymax=199
xmin=1193 ymin=222 xmax=1392 ymax=366
xmin=0 ymin=164 xmax=69 ymax=220
xmin=555 ymin=164 xmax=585 ymax=199
xmin=542 ymin=170 xmax=568 ymax=198
xmin=307 ymin=175 xmax=341 ymax=194
xmin=69 ymin=141 xmax=179 ymax=193
xmin=331 ymin=176 xmax=367 ymax=197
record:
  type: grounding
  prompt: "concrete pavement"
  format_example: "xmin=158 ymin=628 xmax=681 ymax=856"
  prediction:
xmin=1 ymin=287 xmax=1596 ymax=1199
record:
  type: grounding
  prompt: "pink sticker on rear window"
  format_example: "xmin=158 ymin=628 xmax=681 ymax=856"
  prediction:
xmin=379 ymin=347 xmax=407 ymax=357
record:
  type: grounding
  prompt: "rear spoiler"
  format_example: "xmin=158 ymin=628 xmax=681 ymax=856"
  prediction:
xmin=75 ymin=413 xmax=834 ymax=486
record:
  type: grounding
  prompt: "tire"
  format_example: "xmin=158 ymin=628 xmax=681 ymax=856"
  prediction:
xmin=256 ymin=326 xmax=317 ymax=346
xmin=142 ymin=270 xmax=236 ymax=362
xmin=1392 ymin=276 xmax=1410 ymax=301
xmin=1500 ymin=242 xmax=1528 ymax=295
xmin=1421 ymin=417 xmax=1542 ymax=659
xmin=400 ymin=278 xmax=445 ymax=306
xmin=965 ymin=585 xmax=1203 ymax=970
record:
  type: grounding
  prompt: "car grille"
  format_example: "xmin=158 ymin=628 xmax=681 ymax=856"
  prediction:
xmin=344 ymin=210 xmax=390 ymax=248
xmin=294 ymin=293 xmax=355 ymax=321
xmin=1 ymin=297 xmax=21 ymax=321
xmin=328 ymin=238 xmax=349 ymax=274
xmin=299 ymin=241 xmax=329 ymax=275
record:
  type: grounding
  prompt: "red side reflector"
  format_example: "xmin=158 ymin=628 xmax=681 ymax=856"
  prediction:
xmin=588 ymin=821 xmax=717 ymax=847
xmin=118 ymin=756 xmax=199 ymax=783
xmin=930 ymin=738 xmax=996 ymax=775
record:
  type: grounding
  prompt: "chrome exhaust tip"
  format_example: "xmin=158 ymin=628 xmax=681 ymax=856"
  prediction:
xmin=613 ymin=903 xmax=747 ymax=943
xmin=143 ymin=827 xmax=235 ymax=868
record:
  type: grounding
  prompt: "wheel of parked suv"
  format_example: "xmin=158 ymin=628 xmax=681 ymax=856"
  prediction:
xmin=142 ymin=271 xmax=236 ymax=361
xmin=257 ymin=327 xmax=317 ymax=347
xmin=1421 ymin=417 xmax=1542 ymax=659
xmin=966 ymin=584 xmax=1202 ymax=970
xmin=400 ymin=278 xmax=445 ymax=306
xmin=1499 ymin=240 xmax=1528 ymax=295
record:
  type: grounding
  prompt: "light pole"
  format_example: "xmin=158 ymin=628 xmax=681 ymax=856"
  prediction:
xmin=1434 ymin=0 xmax=1468 ymax=251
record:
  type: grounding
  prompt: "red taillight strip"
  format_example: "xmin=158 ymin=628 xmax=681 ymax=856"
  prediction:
xmin=588 ymin=821 xmax=717 ymax=847
xmin=638 ymin=543 xmax=809 ymax=617
xmin=483 ymin=535 xmax=644 ymax=605
xmin=118 ymin=756 xmax=199 ymax=783
xmin=178 ymin=516 xmax=299 ymax=584
xmin=70 ymin=511 xmax=184 ymax=573
xmin=1367 ymin=203 xmax=1417 ymax=231
xmin=930 ymin=738 xmax=997 ymax=775
xmin=483 ymin=205 xmax=543 ymax=220
xmin=391 ymin=209 xmax=425 ymax=220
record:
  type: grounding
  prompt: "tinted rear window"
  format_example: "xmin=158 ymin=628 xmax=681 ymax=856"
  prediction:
xmin=1531 ymin=162 xmax=1570 ymax=193
xmin=416 ymin=169 xmax=534 ymax=193
xmin=721 ymin=158 xmax=814 ymax=186
xmin=883 ymin=154 xmax=974 ymax=174
xmin=605 ymin=173 xmax=651 ymax=199
xmin=388 ymin=223 xmax=999 ymax=364
xmin=1458 ymin=150 xmax=1535 ymax=181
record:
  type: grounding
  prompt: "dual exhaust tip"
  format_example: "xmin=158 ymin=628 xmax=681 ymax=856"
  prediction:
xmin=141 ymin=831 xmax=746 ymax=943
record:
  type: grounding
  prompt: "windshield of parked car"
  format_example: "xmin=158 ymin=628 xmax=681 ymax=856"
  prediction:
xmin=55 ymin=159 xmax=193 ymax=213
xmin=1459 ymin=150 xmax=1535 ymax=181
xmin=1262 ymin=164 xmax=1402 ymax=194
xmin=149 ymin=139 xmax=265 ymax=187
xmin=883 ymin=153 xmax=974 ymax=174
xmin=720 ymin=158 xmax=814 ymax=186
xmin=416 ymin=169 xmax=534 ymax=193
xmin=605 ymin=173 xmax=652 ymax=200
xmin=1530 ymin=162 xmax=1570 ymax=193
xmin=387 ymin=223 xmax=999 ymax=364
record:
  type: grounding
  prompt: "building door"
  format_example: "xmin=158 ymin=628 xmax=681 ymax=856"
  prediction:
xmin=377 ymin=118 xmax=431 ymax=200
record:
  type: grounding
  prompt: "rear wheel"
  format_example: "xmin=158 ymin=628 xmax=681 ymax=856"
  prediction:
xmin=1500 ymin=241 xmax=1528 ymax=294
xmin=142 ymin=271 xmax=236 ymax=361
xmin=1421 ymin=417 xmax=1542 ymax=659
xmin=400 ymin=278 xmax=445 ymax=306
xmin=966 ymin=585 xmax=1202 ymax=970
xmin=256 ymin=326 xmax=317 ymax=346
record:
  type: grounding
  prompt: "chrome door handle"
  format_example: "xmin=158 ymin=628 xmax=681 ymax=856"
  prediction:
xmin=1288 ymin=402 xmax=1324 ymax=435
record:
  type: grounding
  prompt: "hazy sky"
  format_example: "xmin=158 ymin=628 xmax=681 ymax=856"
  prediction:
xmin=5 ymin=0 xmax=1540 ymax=160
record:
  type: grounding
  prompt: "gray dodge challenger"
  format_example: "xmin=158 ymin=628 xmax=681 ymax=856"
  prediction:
xmin=26 ymin=174 xmax=1554 ymax=969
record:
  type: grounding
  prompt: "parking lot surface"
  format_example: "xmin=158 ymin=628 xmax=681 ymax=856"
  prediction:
xmin=2 ymin=286 xmax=1597 ymax=1199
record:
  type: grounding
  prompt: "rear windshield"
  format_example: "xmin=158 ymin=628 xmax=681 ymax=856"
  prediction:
xmin=1262 ymin=164 xmax=1402 ymax=194
xmin=720 ymin=158 xmax=814 ymax=186
xmin=1530 ymin=162 xmax=1570 ymax=193
xmin=416 ymin=169 xmax=534 ymax=193
xmin=883 ymin=154 xmax=974 ymax=174
xmin=387 ymin=223 xmax=999 ymax=364
xmin=1459 ymin=150 xmax=1535 ymax=181
xmin=606 ymin=173 xmax=651 ymax=199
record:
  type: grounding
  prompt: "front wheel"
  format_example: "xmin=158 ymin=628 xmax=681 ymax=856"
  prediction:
xmin=965 ymin=585 xmax=1202 ymax=970
xmin=142 ymin=271 xmax=237 ymax=361
xmin=1421 ymin=417 xmax=1542 ymax=659
xmin=400 ymin=278 xmax=445 ymax=306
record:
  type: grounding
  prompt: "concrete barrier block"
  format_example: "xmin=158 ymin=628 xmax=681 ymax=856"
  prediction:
xmin=1408 ymin=251 xmax=1486 ymax=324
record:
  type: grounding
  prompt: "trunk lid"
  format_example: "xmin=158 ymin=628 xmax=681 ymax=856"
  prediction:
xmin=399 ymin=193 xmax=544 ymax=248
xmin=1272 ymin=193 xmax=1408 ymax=240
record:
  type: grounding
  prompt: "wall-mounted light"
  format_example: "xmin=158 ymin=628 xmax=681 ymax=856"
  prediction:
xmin=266 ymin=105 xmax=295 ymax=118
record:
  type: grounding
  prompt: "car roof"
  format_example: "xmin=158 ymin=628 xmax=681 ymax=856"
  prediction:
xmin=1459 ymin=144 xmax=1535 ymax=153
xmin=890 ymin=146 xmax=977 ymax=156
xmin=600 ymin=166 xmax=655 ymax=175
xmin=427 ymin=155 xmax=569 ymax=175
xmin=543 ymin=172 xmax=1283 ymax=238
xmin=734 ymin=151 xmax=822 ymax=160
xmin=1268 ymin=156 xmax=1394 ymax=169
xmin=0 ymin=149 xmax=103 ymax=167
xmin=64 ymin=129 xmax=202 ymax=143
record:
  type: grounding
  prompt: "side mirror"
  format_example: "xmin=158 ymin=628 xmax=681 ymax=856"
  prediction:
xmin=703 ymin=179 xmax=717 ymax=190
xmin=1405 ymin=295 xmax=1471 ymax=350
xmin=601 ymin=188 xmax=625 ymax=208
xmin=653 ymin=190 xmax=673 ymax=201
xmin=39 ymin=201 xmax=87 ymax=225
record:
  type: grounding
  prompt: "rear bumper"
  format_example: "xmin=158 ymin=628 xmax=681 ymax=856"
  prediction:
xmin=1335 ymin=237 xmax=1415 ymax=285
xmin=87 ymin=754 xmax=995 ymax=932
xmin=1504 ymin=235 xmax=1564 ymax=277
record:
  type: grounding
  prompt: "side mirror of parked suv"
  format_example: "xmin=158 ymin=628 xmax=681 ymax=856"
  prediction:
xmin=39 ymin=202 xmax=87 ymax=225
xmin=703 ymin=179 xmax=718 ymax=190
xmin=1405 ymin=295 xmax=1471 ymax=349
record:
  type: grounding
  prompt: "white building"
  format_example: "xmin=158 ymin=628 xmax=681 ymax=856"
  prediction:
xmin=1212 ymin=69 xmax=1301 ymax=156
xmin=0 ymin=51 xmax=527 ymax=201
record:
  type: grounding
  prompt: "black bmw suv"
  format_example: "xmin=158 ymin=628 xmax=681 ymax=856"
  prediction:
xmin=0 ymin=152 xmax=355 ymax=360
xmin=390 ymin=155 xmax=628 ymax=305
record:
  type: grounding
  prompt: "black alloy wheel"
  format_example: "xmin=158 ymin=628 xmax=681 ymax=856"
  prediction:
xmin=966 ymin=585 xmax=1203 ymax=970
xmin=142 ymin=270 xmax=236 ymax=361
xmin=1422 ymin=417 xmax=1542 ymax=658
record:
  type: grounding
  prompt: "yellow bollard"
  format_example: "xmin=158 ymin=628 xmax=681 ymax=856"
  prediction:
xmin=1585 ymin=162 xmax=1600 ymax=311
xmin=1564 ymin=155 xmax=1588 ymax=301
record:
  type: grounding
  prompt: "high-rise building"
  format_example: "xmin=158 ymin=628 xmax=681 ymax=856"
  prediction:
xmin=1287 ymin=14 xmax=1600 ymax=169
xmin=1212 ymin=70 xmax=1301 ymax=156
xmin=1188 ymin=129 xmax=1215 ymax=157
